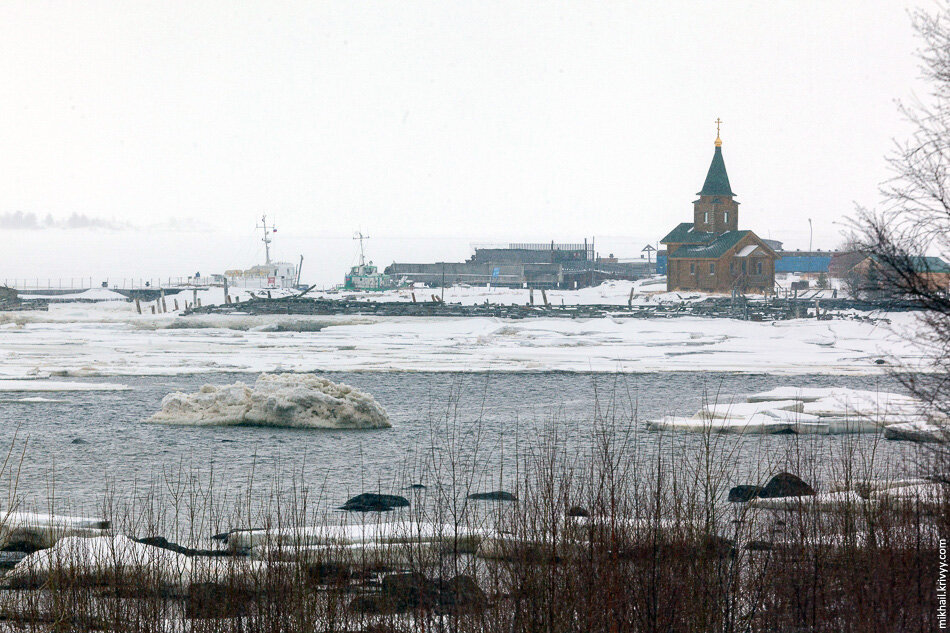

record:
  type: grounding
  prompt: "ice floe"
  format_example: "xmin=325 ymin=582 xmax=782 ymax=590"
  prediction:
xmin=0 ymin=294 xmax=926 ymax=375
xmin=147 ymin=372 xmax=391 ymax=429
xmin=0 ymin=511 xmax=110 ymax=550
xmin=648 ymin=386 xmax=939 ymax=436
xmin=6 ymin=535 xmax=266 ymax=592
xmin=219 ymin=521 xmax=486 ymax=557
xmin=0 ymin=380 xmax=130 ymax=392
xmin=884 ymin=421 xmax=948 ymax=443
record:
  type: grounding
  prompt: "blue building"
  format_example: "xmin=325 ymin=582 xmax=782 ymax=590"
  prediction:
xmin=774 ymin=251 xmax=833 ymax=274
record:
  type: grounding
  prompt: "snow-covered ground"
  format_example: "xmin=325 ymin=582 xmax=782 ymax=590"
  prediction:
xmin=0 ymin=281 xmax=928 ymax=378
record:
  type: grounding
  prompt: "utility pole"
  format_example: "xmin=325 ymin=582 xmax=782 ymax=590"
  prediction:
xmin=808 ymin=218 xmax=813 ymax=252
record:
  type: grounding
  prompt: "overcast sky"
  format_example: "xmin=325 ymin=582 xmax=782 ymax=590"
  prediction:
xmin=0 ymin=1 xmax=930 ymax=286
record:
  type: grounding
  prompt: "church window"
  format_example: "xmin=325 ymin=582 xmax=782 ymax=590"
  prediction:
xmin=724 ymin=211 xmax=729 ymax=223
xmin=704 ymin=212 xmax=709 ymax=223
xmin=690 ymin=262 xmax=695 ymax=274
xmin=709 ymin=263 xmax=715 ymax=274
xmin=756 ymin=261 xmax=763 ymax=275
xmin=741 ymin=261 xmax=747 ymax=273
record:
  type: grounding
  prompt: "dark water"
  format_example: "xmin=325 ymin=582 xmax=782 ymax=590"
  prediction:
xmin=0 ymin=371 xmax=923 ymax=521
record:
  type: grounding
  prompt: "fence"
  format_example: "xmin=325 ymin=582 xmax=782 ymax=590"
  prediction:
xmin=2 ymin=277 xmax=218 ymax=291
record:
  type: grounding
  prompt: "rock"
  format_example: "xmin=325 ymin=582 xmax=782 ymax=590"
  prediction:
xmin=437 ymin=574 xmax=487 ymax=613
xmin=566 ymin=505 xmax=590 ymax=517
xmin=875 ymin=358 xmax=887 ymax=365
xmin=381 ymin=572 xmax=439 ymax=610
xmin=0 ymin=550 xmax=29 ymax=570
xmin=701 ymin=535 xmax=736 ymax=559
xmin=746 ymin=540 xmax=775 ymax=551
xmin=348 ymin=594 xmax=396 ymax=615
xmin=70 ymin=438 xmax=87 ymax=445
xmin=340 ymin=493 xmax=410 ymax=512
xmin=133 ymin=535 xmax=234 ymax=557
xmin=467 ymin=490 xmax=518 ymax=502
xmin=759 ymin=473 xmax=816 ymax=498
xmin=728 ymin=485 xmax=764 ymax=503
xmin=186 ymin=582 xmax=257 ymax=619
xmin=404 ymin=483 xmax=426 ymax=490
xmin=304 ymin=562 xmax=355 ymax=585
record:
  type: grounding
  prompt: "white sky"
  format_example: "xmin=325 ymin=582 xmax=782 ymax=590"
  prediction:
xmin=0 ymin=1 xmax=929 ymax=286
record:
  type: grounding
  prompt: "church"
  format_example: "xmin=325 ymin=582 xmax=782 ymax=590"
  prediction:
xmin=660 ymin=124 xmax=778 ymax=293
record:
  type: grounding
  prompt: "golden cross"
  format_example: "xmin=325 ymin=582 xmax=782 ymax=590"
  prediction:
xmin=715 ymin=117 xmax=722 ymax=136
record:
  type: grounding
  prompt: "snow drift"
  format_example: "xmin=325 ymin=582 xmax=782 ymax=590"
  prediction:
xmin=147 ymin=373 xmax=391 ymax=429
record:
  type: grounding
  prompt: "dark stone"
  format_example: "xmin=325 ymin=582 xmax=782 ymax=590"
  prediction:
xmin=701 ymin=535 xmax=736 ymax=559
xmin=759 ymin=473 xmax=815 ymax=499
xmin=304 ymin=562 xmax=354 ymax=585
xmin=1 ymin=541 xmax=43 ymax=554
xmin=437 ymin=574 xmax=487 ymax=613
xmin=133 ymin=536 xmax=235 ymax=557
xmin=875 ymin=358 xmax=887 ymax=365
xmin=728 ymin=485 xmax=764 ymax=503
xmin=467 ymin=490 xmax=518 ymax=502
xmin=70 ymin=438 xmax=87 ymax=445
xmin=186 ymin=582 xmax=257 ymax=619
xmin=746 ymin=540 xmax=775 ymax=551
xmin=340 ymin=493 xmax=410 ymax=512
xmin=404 ymin=484 xmax=426 ymax=490
xmin=381 ymin=572 xmax=439 ymax=610
xmin=348 ymin=594 xmax=396 ymax=615
xmin=0 ymin=550 xmax=29 ymax=570
xmin=566 ymin=505 xmax=590 ymax=517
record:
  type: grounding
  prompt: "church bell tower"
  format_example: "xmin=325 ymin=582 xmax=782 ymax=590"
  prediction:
xmin=693 ymin=118 xmax=739 ymax=234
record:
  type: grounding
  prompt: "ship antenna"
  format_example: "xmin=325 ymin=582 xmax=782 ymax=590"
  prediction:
xmin=258 ymin=214 xmax=274 ymax=265
xmin=354 ymin=231 xmax=369 ymax=267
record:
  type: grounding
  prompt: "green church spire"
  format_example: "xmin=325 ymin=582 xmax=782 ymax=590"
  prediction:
xmin=698 ymin=120 xmax=735 ymax=196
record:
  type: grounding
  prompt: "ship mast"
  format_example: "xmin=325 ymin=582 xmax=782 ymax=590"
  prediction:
xmin=353 ymin=231 xmax=369 ymax=267
xmin=257 ymin=214 xmax=275 ymax=265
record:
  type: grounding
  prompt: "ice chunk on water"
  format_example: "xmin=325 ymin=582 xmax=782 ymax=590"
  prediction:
xmin=697 ymin=400 xmax=803 ymax=419
xmin=0 ymin=511 xmax=110 ymax=550
xmin=0 ymin=380 xmax=130 ymax=392
xmin=7 ymin=534 xmax=266 ymax=591
xmin=884 ymin=421 xmax=947 ymax=443
xmin=148 ymin=372 xmax=391 ymax=429
xmin=646 ymin=415 xmax=793 ymax=434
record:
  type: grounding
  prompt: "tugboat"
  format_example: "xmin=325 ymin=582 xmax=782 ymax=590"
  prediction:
xmin=343 ymin=232 xmax=400 ymax=290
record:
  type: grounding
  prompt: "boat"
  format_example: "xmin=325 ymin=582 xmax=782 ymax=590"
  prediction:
xmin=343 ymin=232 xmax=401 ymax=291
xmin=220 ymin=215 xmax=301 ymax=289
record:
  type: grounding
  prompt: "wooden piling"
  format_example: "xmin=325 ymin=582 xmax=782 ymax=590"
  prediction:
xmin=160 ymin=292 xmax=167 ymax=313
xmin=174 ymin=299 xmax=179 ymax=311
xmin=150 ymin=305 xmax=156 ymax=314
xmin=197 ymin=298 xmax=202 ymax=308
xmin=542 ymin=289 xmax=549 ymax=306
xmin=628 ymin=288 xmax=635 ymax=307
xmin=411 ymin=292 xmax=416 ymax=303
xmin=529 ymin=288 xmax=534 ymax=305
xmin=134 ymin=298 xmax=141 ymax=314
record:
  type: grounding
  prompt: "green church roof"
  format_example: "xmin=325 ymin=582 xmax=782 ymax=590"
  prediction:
xmin=660 ymin=222 xmax=717 ymax=244
xmin=698 ymin=145 xmax=735 ymax=197
xmin=667 ymin=231 xmax=751 ymax=259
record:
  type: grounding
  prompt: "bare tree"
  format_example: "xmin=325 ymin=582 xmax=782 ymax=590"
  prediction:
xmin=855 ymin=4 xmax=950 ymax=425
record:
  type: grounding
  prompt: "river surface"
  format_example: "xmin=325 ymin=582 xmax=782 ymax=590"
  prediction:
xmin=0 ymin=370 xmax=923 ymax=526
